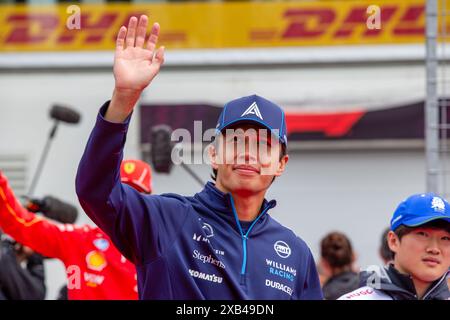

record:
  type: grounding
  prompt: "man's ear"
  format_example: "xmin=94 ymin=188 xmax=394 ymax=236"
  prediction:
xmin=274 ymin=154 xmax=289 ymax=177
xmin=208 ymin=143 xmax=219 ymax=170
xmin=387 ymin=231 xmax=400 ymax=254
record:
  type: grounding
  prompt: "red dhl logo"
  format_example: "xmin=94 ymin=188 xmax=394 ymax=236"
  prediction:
xmin=3 ymin=11 xmax=145 ymax=45
xmin=0 ymin=2 xmax=442 ymax=50
xmin=281 ymin=5 xmax=425 ymax=39
xmin=249 ymin=4 xmax=431 ymax=42
xmin=0 ymin=10 xmax=186 ymax=48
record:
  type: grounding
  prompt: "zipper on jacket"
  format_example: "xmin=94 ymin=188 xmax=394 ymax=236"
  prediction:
xmin=421 ymin=272 xmax=448 ymax=300
xmin=228 ymin=194 xmax=272 ymax=285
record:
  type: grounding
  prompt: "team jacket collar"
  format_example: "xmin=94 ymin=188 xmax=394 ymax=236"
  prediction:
xmin=194 ymin=182 xmax=277 ymax=232
xmin=195 ymin=182 xmax=278 ymax=285
xmin=363 ymin=264 xmax=450 ymax=300
xmin=385 ymin=265 xmax=450 ymax=300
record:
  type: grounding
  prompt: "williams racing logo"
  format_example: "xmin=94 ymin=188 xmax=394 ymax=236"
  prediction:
xmin=266 ymin=259 xmax=297 ymax=282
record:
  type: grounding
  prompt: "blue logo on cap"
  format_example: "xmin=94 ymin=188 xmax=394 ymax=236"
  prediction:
xmin=390 ymin=193 xmax=450 ymax=231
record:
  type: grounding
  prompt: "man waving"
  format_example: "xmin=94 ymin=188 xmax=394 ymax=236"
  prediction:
xmin=76 ymin=15 xmax=322 ymax=300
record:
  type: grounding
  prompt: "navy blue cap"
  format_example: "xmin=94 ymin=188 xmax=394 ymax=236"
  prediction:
xmin=215 ymin=94 xmax=287 ymax=146
xmin=390 ymin=193 xmax=450 ymax=231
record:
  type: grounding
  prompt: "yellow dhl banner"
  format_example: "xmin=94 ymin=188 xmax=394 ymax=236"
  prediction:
xmin=0 ymin=0 xmax=446 ymax=52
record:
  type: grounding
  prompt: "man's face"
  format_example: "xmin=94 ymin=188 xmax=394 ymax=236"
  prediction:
xmin=210 ymin=123 xmax=288 ymax=195
xmin=389 ymin=227 xmax=450 ymax=283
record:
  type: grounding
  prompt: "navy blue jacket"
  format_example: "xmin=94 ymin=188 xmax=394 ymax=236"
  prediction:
xmin=76 ymin=102 xmax=323 ymax=300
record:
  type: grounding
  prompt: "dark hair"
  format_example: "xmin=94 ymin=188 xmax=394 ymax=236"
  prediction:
xmin=321 ymin=232 xmax=354 ymax=269
xmin=380 ymin=227 xmax=394 ymax=262
xmin=394 ymin=219 xmax=450 ymax=240
xmin=210 ymin=141 xmax=287 ymax=181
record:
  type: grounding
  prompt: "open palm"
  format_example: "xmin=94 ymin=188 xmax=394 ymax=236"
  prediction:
xmin=114 ymin=15 xmax=164 ymax=92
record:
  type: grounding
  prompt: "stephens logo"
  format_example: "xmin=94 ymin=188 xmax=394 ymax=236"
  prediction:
xmin=193 ymin=250 xmax=226 ymax=269
xmin=274 ymin=241 xmax=291 ymax=258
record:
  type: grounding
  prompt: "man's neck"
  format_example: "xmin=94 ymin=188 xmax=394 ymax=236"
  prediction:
xmin=215 ymin=182 xmax=266 ymax=221
xmin=232 ymin=192 xmax=266 ymax=222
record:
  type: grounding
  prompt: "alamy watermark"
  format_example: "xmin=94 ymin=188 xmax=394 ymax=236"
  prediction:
xmin=166 ymin=122 xmax=283 ymax=176
xmin=66 ymin=5 xmax=81 ymax=30
xmin=367 ymin=5 xmax=381 ymax=30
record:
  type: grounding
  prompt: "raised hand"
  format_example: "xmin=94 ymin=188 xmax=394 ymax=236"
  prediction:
xmin=114 ymin=15 xmax=164 ymax=92
xmin=107 ymin=15 xmax=165 ymax=122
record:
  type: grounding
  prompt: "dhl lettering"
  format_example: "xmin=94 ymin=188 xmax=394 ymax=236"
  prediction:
xmin=58 ymin=13 xmax=119 ymax=44
xmin=332 ymin=6 xmax=397 ymax=38
xmin=0 ymin=1 xmax=445 ymax=51
xmin=5 ymin=14 xmax=58 ymax=44
xmin=281 ymin=5 xmax=425 ymax=40
xmin=282 ymin=9 xmax=336 ymax=39
xmin=393 ymin=5 xmax=425 ymax=35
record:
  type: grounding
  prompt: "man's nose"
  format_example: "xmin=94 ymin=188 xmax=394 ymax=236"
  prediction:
xmin=236 ymin=139 xmax=258 ymax=164
xmin=426 ymin=237 xmax=441 ymax=255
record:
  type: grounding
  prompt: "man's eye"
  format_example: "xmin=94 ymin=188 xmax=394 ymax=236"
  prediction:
xmin=416 ymin=231 xmax=427 ymax=237
xmin=442 ymin=236 xmax=450 ymax=241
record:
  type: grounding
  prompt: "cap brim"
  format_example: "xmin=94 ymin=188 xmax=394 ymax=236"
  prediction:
xmin=401 ymin=215 xmax=450 ymax=227
xmin=220 ymin=118 xmax=271 ymax=131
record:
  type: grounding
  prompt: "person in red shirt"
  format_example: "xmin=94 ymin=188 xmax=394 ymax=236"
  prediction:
xmin=0 ymin=159 xmax=152 ymax=300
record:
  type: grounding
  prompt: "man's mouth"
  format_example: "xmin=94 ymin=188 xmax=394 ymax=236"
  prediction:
xmin=422 ymin=257 xmax=441 ymax=267
xmin=233 ymin=165 xmax=260 ymax=175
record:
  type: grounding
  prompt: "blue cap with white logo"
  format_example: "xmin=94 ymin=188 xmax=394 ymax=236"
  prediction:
xmin=215 ymin=94 xmax=288 ymax=146
xmin=390 ymin=193 xmax=450 ymax=231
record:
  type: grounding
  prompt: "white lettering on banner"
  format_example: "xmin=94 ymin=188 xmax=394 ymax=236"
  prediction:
xmin=265 ymin=279 xmax=293 ymax=296
xmin=189 ymin=269 xmax=223 ymax=284
xmin=193 ymin=250 xmax=226 ymax=269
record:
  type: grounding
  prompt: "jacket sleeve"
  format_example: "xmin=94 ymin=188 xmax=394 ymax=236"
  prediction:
xmin=294 ymin=246 xmax=324 ymax=300
xmin=75 ymin=101 xmax=189 ymax=266
xmin=0 ymin=240 xmax=46 ymax=300
xmin=0 ymin=171 xmax=73 ymax=260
